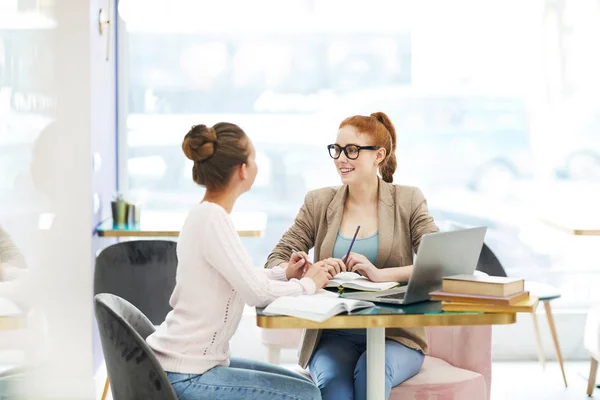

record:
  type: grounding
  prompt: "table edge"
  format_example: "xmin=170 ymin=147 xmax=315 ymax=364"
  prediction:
xmin=540 ymin=219 xmax=600 ymax=236
xmin=256 ymin=312 xmax=517 ymax=329
xmin=97 ymin=229 xmax=264 ymax=237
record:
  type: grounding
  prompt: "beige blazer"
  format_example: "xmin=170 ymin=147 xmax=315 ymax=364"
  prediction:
xmin=265 ymin=177 xmax=439 ymax=368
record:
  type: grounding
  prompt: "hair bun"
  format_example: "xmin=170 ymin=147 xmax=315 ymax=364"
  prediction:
xmin=182 ymin=125 xmax=218 ymax=162
xmin=370 ymin=112 xmax=396 ymax=151
xmin=370 ymin=112 xmax=385 ymax=125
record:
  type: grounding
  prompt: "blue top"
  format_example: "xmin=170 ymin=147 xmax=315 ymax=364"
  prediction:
xmin=330 ymin=230 xmax=379 ymax=336
xmin=332 ymin=230 xmax=379 ymax=266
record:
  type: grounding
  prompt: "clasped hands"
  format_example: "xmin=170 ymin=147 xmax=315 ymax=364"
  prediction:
xmin=285 ymin=251 xmax=382 ymax=284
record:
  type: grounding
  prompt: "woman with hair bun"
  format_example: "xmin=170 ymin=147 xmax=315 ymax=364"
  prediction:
xmin=266 ymin=112 xmax=440 ymax=400
xmin=147 ymin=122 xmax=328 ymax=400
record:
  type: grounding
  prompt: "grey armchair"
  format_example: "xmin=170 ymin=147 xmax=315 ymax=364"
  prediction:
xmin=94 ymin=293 xmax=177 ymax=400
xmin=94 ymin=240 xmax=177 ymax=325
xmin=94 ymin=240 xmax=178 ymax=399
xmin=475 ymin=243 xmax=507 ymax=277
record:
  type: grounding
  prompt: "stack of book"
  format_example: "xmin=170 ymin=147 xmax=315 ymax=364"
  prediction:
xmin=429 ymin=274 xmax=538 ymax=313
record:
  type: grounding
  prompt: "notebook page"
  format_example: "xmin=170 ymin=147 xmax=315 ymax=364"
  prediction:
xmin=344 ymin=280 xmax=398 ymax=291
xmin=332 ymin=272 xmax=398 ymax=291
xmin=262 ymin=294 xmax=374 ymax=321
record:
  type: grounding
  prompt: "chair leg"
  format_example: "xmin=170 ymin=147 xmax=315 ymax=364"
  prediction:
xmin=588 ymin=357 xmax=598 ymax=396
xmin=101 ymin=377 xmax=110 ymax=400
xmin=531 ymin=311 xmax=545 ymax=369
xmin=267 ymin=346 xmax=281 ymax=365
xmin=543 ymin=301 xmax=567 ymax=387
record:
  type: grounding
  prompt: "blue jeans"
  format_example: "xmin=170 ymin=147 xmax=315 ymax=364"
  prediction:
xmin=167 ymin=357 xmax=321 ymax=400
xmin=308 ymin=329 xmax=425 ymax=400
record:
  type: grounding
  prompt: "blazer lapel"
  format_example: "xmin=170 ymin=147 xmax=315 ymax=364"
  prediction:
xmin=375 ymin=178 xmax=395 ymax=267
xmin=320 ymin=185 xmax=347 ymax=260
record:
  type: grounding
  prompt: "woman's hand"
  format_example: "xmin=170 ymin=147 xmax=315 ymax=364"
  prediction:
xmin=318 ymin=258 xmax=346 ymax=277
xmin=346 ymin=253 xmax=383 ymax=282
xmin=303 ymin=262 xmax=331 ymax=289
xmin=285 ymin=251 xmax=310 ymax=280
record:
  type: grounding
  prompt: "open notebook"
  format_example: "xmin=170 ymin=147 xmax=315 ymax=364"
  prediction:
xmin=326 ymin=271 xmax=399 ymax=292
xmin=263 ymin=290 xmax=375 ymax=322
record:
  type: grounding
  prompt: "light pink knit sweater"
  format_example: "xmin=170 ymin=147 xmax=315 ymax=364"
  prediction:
xmin=147 ymin=202 xmax=315 ymax=374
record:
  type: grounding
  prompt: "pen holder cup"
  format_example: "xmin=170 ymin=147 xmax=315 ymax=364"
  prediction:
xmin=111 ymin=200 xmax=129 ymax=225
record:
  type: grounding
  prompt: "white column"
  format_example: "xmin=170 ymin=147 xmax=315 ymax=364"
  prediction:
xmin=0 ymin=0 xmax=116 ymax=398
xmin=366 ymin=327 xmax=386 ymax=400
xmin=24 ymin=1 xmax=94 ymax=397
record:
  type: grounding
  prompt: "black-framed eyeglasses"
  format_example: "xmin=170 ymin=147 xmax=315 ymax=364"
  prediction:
xmin=327 ymin=144 xmax=381 ymax=160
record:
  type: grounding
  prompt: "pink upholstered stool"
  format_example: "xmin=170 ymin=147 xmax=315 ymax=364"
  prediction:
xmin=390 ymin=325 xmax=491 ymax=400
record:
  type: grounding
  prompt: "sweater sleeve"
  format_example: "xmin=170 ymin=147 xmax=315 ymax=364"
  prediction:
xmin=205 ymin=211 xmax=316 ymax=308
xmin=260 ymin=266 xmax=288 ymax=281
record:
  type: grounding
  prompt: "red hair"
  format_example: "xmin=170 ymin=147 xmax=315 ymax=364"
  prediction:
xmin=339 ymin=111 xmax=397 ymax=182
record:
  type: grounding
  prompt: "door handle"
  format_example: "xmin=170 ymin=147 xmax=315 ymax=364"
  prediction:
xmin=98 ymin=0 xmax=114 ymax=61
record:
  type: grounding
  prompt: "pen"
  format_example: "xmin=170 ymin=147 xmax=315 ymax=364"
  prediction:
xmin=291 ymin=248 xmax=309 ymax=261
xmin=291 ymin=248 xmax=310 ymax=273
xmin=343 ymin=226 xmax=361 ymax=274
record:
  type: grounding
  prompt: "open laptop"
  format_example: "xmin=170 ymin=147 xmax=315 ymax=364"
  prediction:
xmin=341 ymin=226 xmax=487 ymax=305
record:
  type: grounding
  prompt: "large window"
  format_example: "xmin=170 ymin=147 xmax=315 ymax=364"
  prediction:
xmin=118 ymin=0 xmax=600 ymax=308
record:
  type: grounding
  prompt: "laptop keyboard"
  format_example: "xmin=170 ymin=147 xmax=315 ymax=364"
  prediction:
xmin=377 ymin=292 xmax=406 ymax=300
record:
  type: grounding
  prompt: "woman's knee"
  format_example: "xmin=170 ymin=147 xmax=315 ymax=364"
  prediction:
xmin=385 ymin=343 xmax=426 ymax=386
xmin=316 ymin=376 xmax=353 ymax=400
xmin=310 ymin=361 xmax=353 ymax=397
xmin=311 ymin=364 xmax=346 ymax=388
xmin=354 ymin=360 xmax=409 ymax=383
xmin=309 ymin=349 xmax=356 ymax=387
xmin=353 ymin=355 xmax=366 ymax=381
xmin=353 ymin=343 xmax=425 ymax=383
